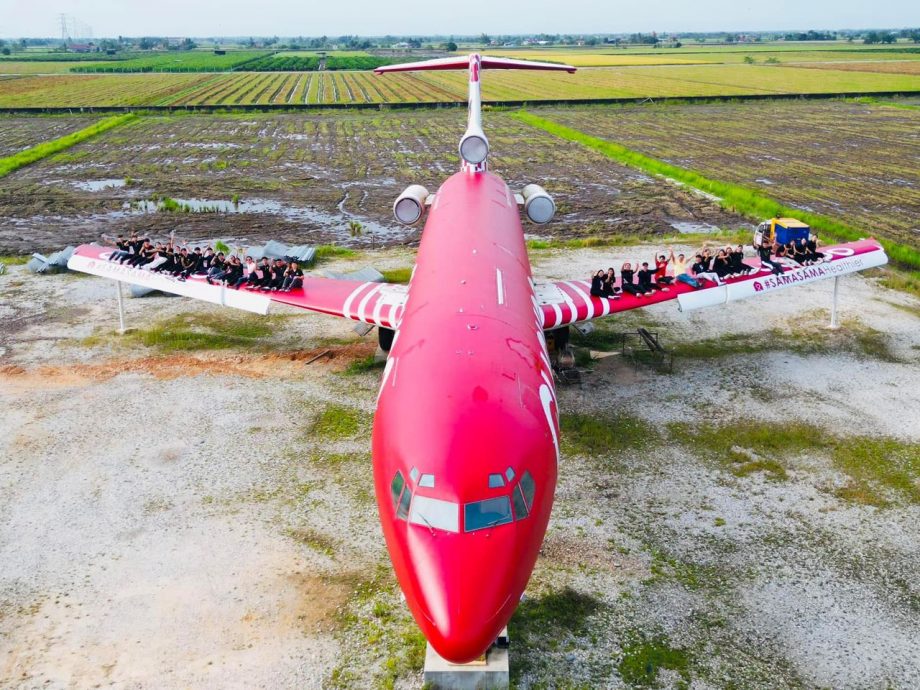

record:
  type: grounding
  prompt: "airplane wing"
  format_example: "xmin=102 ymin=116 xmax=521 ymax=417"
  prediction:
xmin=536 ymin=239 xmax=888 ymax=329
xmin=67 ymin=244 xmax=408 ymax=329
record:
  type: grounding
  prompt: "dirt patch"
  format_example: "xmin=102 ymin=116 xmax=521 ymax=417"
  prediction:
xmin=0 ymin=342 xmax=376 ymax=389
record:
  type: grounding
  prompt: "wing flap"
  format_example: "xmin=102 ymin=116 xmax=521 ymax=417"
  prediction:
xmin=537 ymin=239 xmax=887 ymax=329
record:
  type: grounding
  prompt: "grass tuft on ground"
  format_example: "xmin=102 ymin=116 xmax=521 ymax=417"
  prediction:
xmin=561 ymin=412 xmax=661 ymax=457
xmin=309 ymin=404 xmax=365 ymax=440
xmin=121 ymin=311 xmax=279 ymax=351
xmin=618 ymin=634 xmax=691 ymax=687
xmin=315 ymin=245 xmax=357 ymax=261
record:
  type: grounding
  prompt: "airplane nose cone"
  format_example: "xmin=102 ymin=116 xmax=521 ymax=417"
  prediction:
xmin=406 ymin=530 xmax=517 ymax=664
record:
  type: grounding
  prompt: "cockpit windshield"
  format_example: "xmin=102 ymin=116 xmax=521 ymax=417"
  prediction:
xmin=464 ymin=496 xmax=513 ymax=532
xmin=409 ymin=495 xmax=459 ymax=533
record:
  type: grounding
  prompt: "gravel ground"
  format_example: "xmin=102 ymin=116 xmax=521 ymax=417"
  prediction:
xmin=1 ymin=245 xmax=919 ymax=689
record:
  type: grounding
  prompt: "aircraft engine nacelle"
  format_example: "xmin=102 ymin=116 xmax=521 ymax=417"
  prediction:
xmin=522 ymin=184 xmax=555 ymax=224
xmin=393 ymin=184 xmax=430 ymax=225
xmin=459 ymin=128 xmax=490 ymax=166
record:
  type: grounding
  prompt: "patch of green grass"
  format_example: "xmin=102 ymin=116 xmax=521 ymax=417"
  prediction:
xmin=669 ymin=421 xmax=920 ymax=504
xmin=0 ymin=114 xmax=137 ymax=178
xmin=647 ymin=547 xmax=722 ymax=591
xmin=618 ymin=634 xmax=691 ymax=688
xmin=315 ymin=244 xmax=357 ymax=261
xmin=670 ymin=314 xmax=898 ymax=363
xmin=670 ymin=332 xmax=772 ymax=359
xmin=527 ymin=228 xmax=751 ymax=251
xmin=380 ymin=267 xmax=412 ymax=284
xmin=876 ymin=267 xmax=920 ymax=301
xmin=342 ymin=355 xmax=386 ymax=376
xmin=310 ymin=404 xmax=364 ymax=440
xmin=561 ymin=412 xmax=661 ymax=457
xmin=124 ymin=312 xmax=277 ymax=351
xmin=713 ymin=517 xmax=726 ymax=527
xmin=286 ymin=527 xmax=336 ymax=556
xmin=511 ymin=586 xmax=601 ymax=644
xmin=831 ymin=436 xmax=920 ymax=506
xmin=0 ymin=255 xmax=30 ymax=266
xmin=328 ymin=564 xmax=427 ymax=690
xmin=515 ymin=110 xmax=920 ymax=272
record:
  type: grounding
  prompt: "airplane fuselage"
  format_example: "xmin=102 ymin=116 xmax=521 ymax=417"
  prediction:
xmin=372 ymin=170 xmax=560 ymax=663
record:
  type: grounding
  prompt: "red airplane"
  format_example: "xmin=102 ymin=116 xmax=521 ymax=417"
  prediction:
xmin=69 ymin=53 xmax=888 ymax=664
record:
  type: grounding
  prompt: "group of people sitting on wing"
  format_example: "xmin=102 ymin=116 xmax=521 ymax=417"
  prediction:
xmin=590 ymin=237 xmax=825 ymax=298
xmin=106 ymin=233 xmax=305 ymax=293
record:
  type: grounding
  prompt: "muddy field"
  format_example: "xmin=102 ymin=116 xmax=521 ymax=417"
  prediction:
xmin=0 ymin=115 xmax=101 ymax=158
xmin=1 ymin=244 xmax=919 ymax=689
xmin=541 ymin=100 xmax=920 ymax=248
xmin=0 ymin=110 xmax=750 ymax=254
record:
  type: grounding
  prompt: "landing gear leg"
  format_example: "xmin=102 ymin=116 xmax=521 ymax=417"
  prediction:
xmin=378 ymin=327 xmax=395 ymax=352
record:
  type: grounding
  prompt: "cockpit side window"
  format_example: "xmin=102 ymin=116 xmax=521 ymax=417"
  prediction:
xmin=512 ymin=485 xmax=529 ymax=520
xmin=397 ymin=484 xmax=412 ymax=520
xmin=464 ymin=496 xmax=513 ymax=532
xmin=519 ymin=470 xmax=535 ymax=512
xmin=390 ymin=471 xmax=405 ymax=508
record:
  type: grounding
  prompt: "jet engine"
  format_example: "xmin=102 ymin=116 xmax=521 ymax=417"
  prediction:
xmin=522 ymin=184 xmax=555 ymax=224
xmin=459 ymin=130 xmax=489 ymax=165
xmin=393 ymin=184 xmax=430 ymax=225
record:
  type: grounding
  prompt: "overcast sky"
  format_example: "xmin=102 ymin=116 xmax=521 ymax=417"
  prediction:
xmin=2 ymin=0 xmax=918 ymax=39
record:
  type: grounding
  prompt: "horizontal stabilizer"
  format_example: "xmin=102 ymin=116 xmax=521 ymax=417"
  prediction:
xmin=375 ymin=55 xmax=576 ymax=74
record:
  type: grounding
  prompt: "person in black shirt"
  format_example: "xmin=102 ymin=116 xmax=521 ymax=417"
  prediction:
xmin=250 ymin=257 xmax=272 ymax=289
xmin=729 ymin=245 xmax=751 ymax=276
xmin=281 ymin=262 xmax=304 ymax=292
xmin=620 ymin=262 xmax=642 ymax=297
xmin=175 ymin=248 xmax=199 ymax=281
xmin=127 ymin=240 xmax=155 ymax=267
xmin=205 ymin=253 xmax=227 ymax=283
xmin=262 ymin=259 xmax=287 ymax=291
xmin=806 ymin=235 xmax=824 ymax=264
xmin=712 ymin=249 xmax=732 ymax=281
xmin=636 ymin=262 xmax=658 ymax=295
xmin=758 ymin=244 xmax=784 ymax=276
xmin=603 ymin=267 xmax=621 ymax=298
xmin=108 ymin=234 xmax=129 ymax=262
xmin=119 ymin=236 xmax=145 ymax=264
xmin=590 ymin=270 xmax=605 ymax=297
xmin=221 ymin=257 xmax=244 ymax=286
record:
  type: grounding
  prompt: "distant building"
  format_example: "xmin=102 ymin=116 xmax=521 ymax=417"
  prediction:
xmin=68 ymin=42 xmax=96 ymax=53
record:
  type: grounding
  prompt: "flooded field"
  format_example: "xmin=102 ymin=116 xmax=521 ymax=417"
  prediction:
xmin=0 ymin=110 xmax=749 ymax=254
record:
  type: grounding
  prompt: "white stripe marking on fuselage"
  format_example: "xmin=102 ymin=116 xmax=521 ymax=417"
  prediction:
xmin=496 ymin=268 xmax=505 ymax=306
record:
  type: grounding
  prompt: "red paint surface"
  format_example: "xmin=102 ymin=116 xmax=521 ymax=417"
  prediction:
xmin=372 ymin=171 xmax=559 ymax=662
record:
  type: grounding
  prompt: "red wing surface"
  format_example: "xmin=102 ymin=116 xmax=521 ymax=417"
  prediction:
xmin=537 ymin=239 xmax=887 ymax=329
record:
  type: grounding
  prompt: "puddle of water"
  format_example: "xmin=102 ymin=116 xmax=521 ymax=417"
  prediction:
xmin=670 ymin=222 xmax=722 ymax=234
xmin=755 ymin=178 xmax=775 ymax=186
xmin=72 ymin=179 xmax=126 ymax=192
xmin=119 ymin=197 xmax=406 ymax=244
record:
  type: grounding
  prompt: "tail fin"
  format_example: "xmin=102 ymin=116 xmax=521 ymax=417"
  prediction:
xmin=374 ymin=55 xmax=576 ymax=74
xmin=376 ymin=54 xmax=575 ymax=171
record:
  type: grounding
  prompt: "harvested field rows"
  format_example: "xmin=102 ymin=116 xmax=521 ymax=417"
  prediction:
xmin=540 ymin=101 xmax=920 ymax=248
xmin=0 ymin=73 xmax=212 ymax=107
xmin=797 ymin=61 xmax=920 ymax=76
xmin=1 ymin=65 xmax=919 ymax=108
